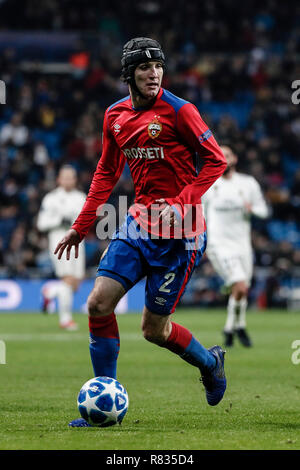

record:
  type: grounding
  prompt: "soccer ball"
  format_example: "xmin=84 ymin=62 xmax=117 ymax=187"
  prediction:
xmin=77 ymin=376 xmax=129 ymax=427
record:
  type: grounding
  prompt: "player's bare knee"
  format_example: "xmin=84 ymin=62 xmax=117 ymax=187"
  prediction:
xmin=87 ymin=289 xmax=112 ymax=317
xmin=142 ymin=323 xmax=169 ymax=345
xmin=141 ymin=308 xmax=171 ymax=345
xmin=88 ymin=276 xmax=125 ymax=317
xmin=143 ymin=328 xmax=166 ymax=345
xmin=232 ymin=282 xmax=248 ymax=301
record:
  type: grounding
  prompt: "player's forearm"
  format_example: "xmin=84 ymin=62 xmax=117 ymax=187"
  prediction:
xmin=174 ymin=103 xmax=227 ymax=211
xmin=71 ymin=208 xmax=98 ymax=241
xmin=72 ymin=117 xmax=125 ymax=240
xmin=71 ymin=166 xmax=120 ymax=240
xmin=165 ymin=152 xmax=227 ymax=214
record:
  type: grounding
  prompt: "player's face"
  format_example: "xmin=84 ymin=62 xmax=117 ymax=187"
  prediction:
xmin=58 ymin=169 xmax=77 ymax=191
xmin=134 ymin=61 xmax=163 ymax=100
xmin=221 ymin=146 xmax=238 ymax=172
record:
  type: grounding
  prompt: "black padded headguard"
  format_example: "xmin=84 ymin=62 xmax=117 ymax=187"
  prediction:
xmin=121 ymin=37 xmax=165 ymax=89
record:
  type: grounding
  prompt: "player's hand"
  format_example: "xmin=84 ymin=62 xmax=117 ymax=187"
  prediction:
xmin=244 ymin=202 xmax=252 ymax=214
xmin=156 ymin=198 xmax=179 ymax=227
xmin=54 ymin=229 xmax=81 ymax=260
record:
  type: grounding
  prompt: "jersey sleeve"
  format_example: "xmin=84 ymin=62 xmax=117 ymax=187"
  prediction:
xmin=165 ymin=103 xmax=226 ymax=217
xmin=248 ymin=177 xmax=269 ymax=219
xmin=72 ymin=110 xmax=126 ymax=240
xmin=37 ymin=194 xmax=63 ymax=232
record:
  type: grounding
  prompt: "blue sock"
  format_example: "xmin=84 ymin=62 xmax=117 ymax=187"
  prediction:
xmin=180 ymin=337 xmax=216 ymax=373
xmin=163 ymin=322 xmax=216 ymax=373
xmin=89 ymin=314 xmax=120 ymax=379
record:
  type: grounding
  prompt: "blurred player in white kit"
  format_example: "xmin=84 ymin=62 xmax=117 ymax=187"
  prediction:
xmin=202 ymin=146 xmax=268 ymax=347
xmin=37 ymin=165 xmax=86 ymax=330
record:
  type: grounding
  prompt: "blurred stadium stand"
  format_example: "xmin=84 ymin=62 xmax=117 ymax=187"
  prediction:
xmin=0 ymin=0 xmax=299 ymax=309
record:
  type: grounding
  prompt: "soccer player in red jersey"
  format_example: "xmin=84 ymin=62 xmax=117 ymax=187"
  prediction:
xmin=54 ymin=38 xmax=228 ymax=426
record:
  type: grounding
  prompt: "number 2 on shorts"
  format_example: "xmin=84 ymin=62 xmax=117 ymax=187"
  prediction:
xmin=159 ymin=272 xmax=176 ymax=293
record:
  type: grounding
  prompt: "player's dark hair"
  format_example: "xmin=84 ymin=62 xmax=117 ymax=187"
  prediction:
xmin=59 ymin=164 xmax=77 ymax=175
xmin=121 ymin=37 xmax=165 ymax=96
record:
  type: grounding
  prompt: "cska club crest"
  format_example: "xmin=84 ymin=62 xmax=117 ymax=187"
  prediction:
xmin=148 ymin=116 xmax=162 ymax=139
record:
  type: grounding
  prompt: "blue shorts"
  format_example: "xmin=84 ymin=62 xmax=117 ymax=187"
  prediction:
xmin=97 ymin=215 xmax=207 ymax=315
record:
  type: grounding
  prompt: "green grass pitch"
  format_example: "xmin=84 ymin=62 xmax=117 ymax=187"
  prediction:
xmin=0 ymin=308 xmax=300 ymax=450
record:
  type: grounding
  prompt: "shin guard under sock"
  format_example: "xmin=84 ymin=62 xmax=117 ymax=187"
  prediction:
xmin=163 ymin=322 xmax=216 ymax=373
xmin=89 ymin=313 xmax=120 ymax=379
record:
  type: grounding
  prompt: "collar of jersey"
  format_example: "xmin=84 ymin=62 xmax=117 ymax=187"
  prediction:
xmin=131 ymin=88 xmax=163 ymax=111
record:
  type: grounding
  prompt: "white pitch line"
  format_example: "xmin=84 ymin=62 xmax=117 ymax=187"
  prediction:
xmin=0 ymin=333 xmax=142 ymax=342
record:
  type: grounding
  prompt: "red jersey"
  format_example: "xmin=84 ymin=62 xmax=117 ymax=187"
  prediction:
xmin=72 ymin=88 xmax=226 ymax=239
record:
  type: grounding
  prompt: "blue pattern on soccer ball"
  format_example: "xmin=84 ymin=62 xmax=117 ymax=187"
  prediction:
xmin=115 ymin=393 xmax=127 ymax=411
xmin=95 ymin=376 xmax=113 ymax=384
xmin=95 ymin=393 xmax=114 ymax=412
xmin=77 ymin=389 xmax=86 ymax=404
xmin=89 ymin=408 xmax=108 ymax=424
xmin=117 ymin=407 xmax=128 ymax=423
xmin=78 ymin=405 xmax=89 ymax=421
xmin=115 ymin=381 xmax=124 ymax=392
xmin=87 ymin=382 xmax=105 ymax=398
